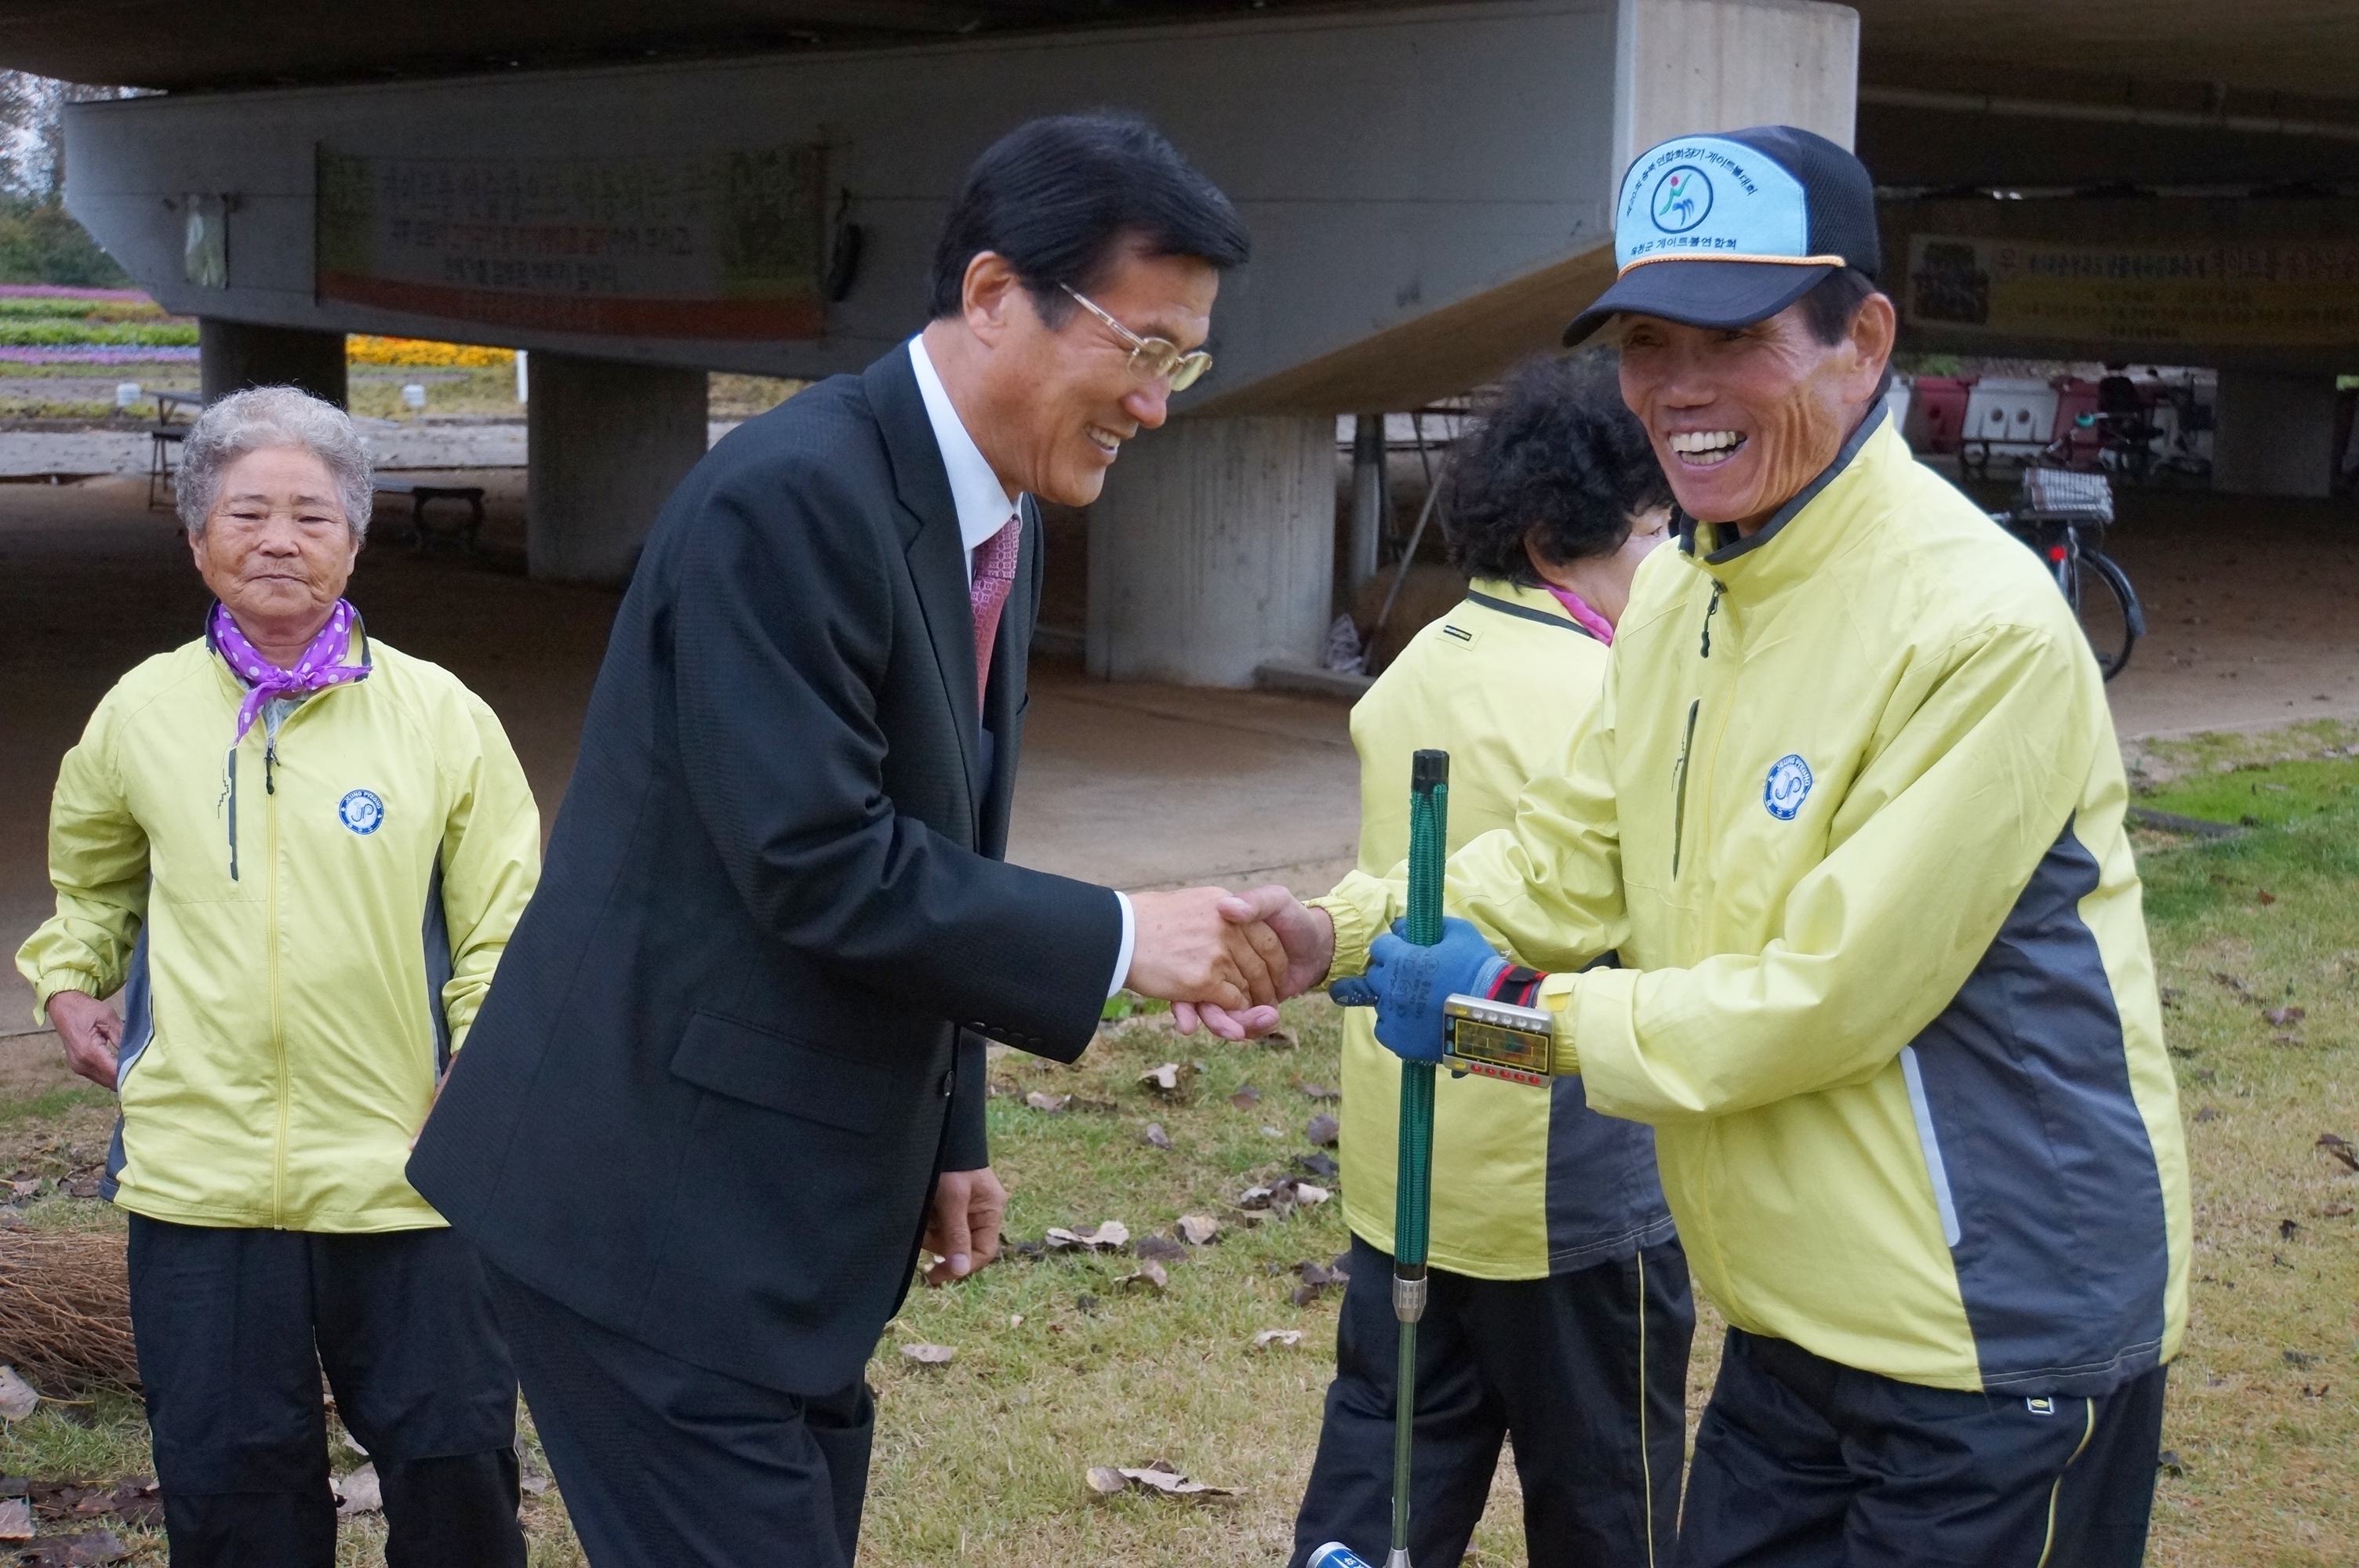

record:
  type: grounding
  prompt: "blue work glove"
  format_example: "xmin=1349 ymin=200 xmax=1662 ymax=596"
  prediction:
xmin=1329 ymin=916 xmax=1509 ymax=1064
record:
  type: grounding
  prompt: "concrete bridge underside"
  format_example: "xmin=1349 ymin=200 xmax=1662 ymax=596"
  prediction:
xmin=14 ymin=0 xmax=2359 ymax=681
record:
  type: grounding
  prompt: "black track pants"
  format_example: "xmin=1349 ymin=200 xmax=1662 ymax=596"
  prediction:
xmin=125 ymin=1214 xmax=526 ymax=1568
xmin=1291 ymin=1235 xmax=1695 ymax=1568
xmin=1675 ymin=1327 xmax=2169 ymax=1568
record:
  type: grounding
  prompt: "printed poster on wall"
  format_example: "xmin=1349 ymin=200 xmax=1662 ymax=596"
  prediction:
xmin=1905 ymin=234 xmax=2359 ymax=348
xmin=316 ymin=147 xmax=826 ymax=339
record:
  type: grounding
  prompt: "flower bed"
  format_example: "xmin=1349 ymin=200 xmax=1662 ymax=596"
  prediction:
xmin=0 ymin=320 xmax=198 ymax=347
xmin=0 ymin=344 xmax=198 ymax=364
xmin=347 ymin=336 xmax=514 ymax=368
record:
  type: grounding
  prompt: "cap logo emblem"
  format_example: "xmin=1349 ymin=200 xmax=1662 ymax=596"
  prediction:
xmin=1651 ymin=168 xmax=1714 ymax=234
xmin=1763 ymin=754 xmax=1813 ymax=820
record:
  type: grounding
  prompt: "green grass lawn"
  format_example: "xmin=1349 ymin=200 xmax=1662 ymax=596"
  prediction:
xmin=3 ymin=727 xmax=2354 ymax=1565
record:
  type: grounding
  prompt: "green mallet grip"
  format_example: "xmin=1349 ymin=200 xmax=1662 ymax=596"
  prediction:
xmin=1390 ymin=748 xmax=1448 ymax=1566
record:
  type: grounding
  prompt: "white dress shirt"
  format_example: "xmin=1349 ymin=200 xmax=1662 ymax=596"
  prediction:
xmin=907 ymin=335 xmax=1136 ymax=999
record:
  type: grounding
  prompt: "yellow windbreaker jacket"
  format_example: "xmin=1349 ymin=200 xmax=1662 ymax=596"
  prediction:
xmin=1341 ymin=579 xmax=1674 ymax=1279
xmin=16 ymin=625 xmax=540 ymax=1232
xmin=1318 ymin=411 xmax=2188 ymax=1396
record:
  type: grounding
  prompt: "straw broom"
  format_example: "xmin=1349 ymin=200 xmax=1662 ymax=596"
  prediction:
xmin=0 ymin=1229 xmax=139 ymax=1389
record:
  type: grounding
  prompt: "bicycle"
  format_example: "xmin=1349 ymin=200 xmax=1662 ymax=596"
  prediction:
xmin=1989 ymin=467 xmax=2145 ymax=681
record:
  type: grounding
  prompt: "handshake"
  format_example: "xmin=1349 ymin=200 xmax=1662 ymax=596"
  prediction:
xmin=1125 ymin=891 xmax=1536 ymax=1066
xmin=1121 ymin=886 xmax=1340 ymax=1039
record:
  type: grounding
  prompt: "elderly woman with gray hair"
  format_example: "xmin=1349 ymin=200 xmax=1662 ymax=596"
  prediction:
xmin=16 ymin=386 xmax=540 ymax=1566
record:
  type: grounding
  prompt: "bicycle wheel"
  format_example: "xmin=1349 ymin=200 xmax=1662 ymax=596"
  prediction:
xmin=2063 ymin=548 xmax=2143 ymax=680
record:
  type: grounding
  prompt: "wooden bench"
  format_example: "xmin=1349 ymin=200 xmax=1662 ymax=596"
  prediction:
xmin=373 ymin=479 xmax=485 ymax=553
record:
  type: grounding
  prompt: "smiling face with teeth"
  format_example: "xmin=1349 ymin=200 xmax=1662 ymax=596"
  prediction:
xmin=1614 ymin=289 xmax=1896 ymax=537
xmin=923 ymin=237 xmax=1219 ymax=510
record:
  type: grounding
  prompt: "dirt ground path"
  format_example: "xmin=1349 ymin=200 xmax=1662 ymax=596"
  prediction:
xmin=4 ymin=470 xmax=2354 ymax=1061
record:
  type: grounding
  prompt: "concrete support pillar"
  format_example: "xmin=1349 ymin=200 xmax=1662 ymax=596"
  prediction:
xmin=1087 ymin=416 xmax=1332 ymax=687
xmin=199 ymin=319 xmax=347 ymax=408
xmin=526 ymin=353 xmax=707 ymax=586
xmin=1347 ymin=413 xmax=1387 ymax=597
xmin=2212 ymin=370 xmax=2339 ymax=499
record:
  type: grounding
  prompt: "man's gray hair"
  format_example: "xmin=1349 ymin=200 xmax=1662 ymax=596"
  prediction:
xmin=176 ymin=385 xmax=373 ymax=540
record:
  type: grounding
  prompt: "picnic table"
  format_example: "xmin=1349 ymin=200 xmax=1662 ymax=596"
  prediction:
xmin=373 ymin=478 xmax=485 ymax=553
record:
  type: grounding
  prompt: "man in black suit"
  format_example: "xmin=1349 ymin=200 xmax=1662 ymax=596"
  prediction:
xmin=409 ymin=114 xmax=1283 ymax=1566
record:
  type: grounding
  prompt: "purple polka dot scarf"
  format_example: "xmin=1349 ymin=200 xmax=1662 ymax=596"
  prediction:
xmin=209 ymin=599 xmax=371 ymax=744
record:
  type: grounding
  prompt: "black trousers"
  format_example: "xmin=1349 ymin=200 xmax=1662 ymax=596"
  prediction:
xmin=1676 ymin=1327 xmax=2170 ymax=1568
xmin=484 ymin=1262 xmax=875 ymax=1568
xmin=1291 ymin=1236 xmax=1695 ymax=1568
xmin=125 ymin=1214 xmax=526 ymax=1568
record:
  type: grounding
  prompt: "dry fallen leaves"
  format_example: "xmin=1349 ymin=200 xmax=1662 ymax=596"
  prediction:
xmin=2266 ymin=1006 xmax=2308 ymax=1027
xmin=901 ymin=1343 xmax=957 ymax=1366
xmin=1291 ymin=1255 xmax=1353 ymax=1306
xmin=1023 ymin=1092 xmax=1070 ymax=1112
xmin=334 ymin=1464 xmax=382 ymax=1519
xmin=0 ymin=1365 xmax=40 ymax=1421
xmin=1295 ymin=1151 xmax=1340 ymax=1181
xmin=0 ymin=1499 xmax=30 ymax=1541
xmin=1306 ymin=1112 xmax=1340 ymax=1147
xmin=1140 ymin=1063 xmax=1183 ymax=1093
xmin=1086 ymin=1463 xmax=1238 ymax=1499
xmin=1118 ymin=1259 xmax=1169 ymax=1294
xmin=1229 ymin=1084 xmax=1263 ymax=1110
xmin=1296 ymin=1080 xmax=1341 ymax=1101
xmin=1045 ymin=1220 xmax=1132 ymax=1254
xmin=1252 ymin=1328 xmax=1303 ymax=1348
xmin=1135 ymin=1236 xmax=1187 ymax=1265
xmin=16 ymin=1530 xmax=125 ymax=1566
xmin=2317 ymin=1134 xmax=2359 ymax=1173
xmin=1141 ymin=1123 xmax=1172 ymax=1151
xmin=1176 ymin=1214 xmax=1222 ymax=1246
xmin=1238 ymin=1177 xmax=1332 ymax=1218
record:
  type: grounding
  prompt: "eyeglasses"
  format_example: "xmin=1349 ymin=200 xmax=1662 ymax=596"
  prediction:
xmin=1060 ymin=284 xmax=1213 ymax=393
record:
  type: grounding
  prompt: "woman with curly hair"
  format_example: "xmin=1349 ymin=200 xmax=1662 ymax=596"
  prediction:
xmin=1291 ymin=357 xmax=1689 ymax=1568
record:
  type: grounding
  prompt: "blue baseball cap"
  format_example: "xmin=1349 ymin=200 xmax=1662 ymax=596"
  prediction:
xmin=1563 ymin=125 xmax=1881 ymax=345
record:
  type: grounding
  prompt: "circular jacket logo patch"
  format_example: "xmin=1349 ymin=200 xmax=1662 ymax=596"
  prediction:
xmin=1651 ymin=167 xmax=1714 ymax=233
xmin=1762 ymin=754 xmax=1813 ymax=820
xmin=338 ymin=789 xmax=385 ymax=835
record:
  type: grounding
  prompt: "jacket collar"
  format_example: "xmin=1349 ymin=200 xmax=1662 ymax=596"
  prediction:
xmin=1676 ymin=397 xmax=1895 ymax=593
xmin=1463 ymin=576 xmax=1603 ymax=640
xmin=860 ymin=345 xmax=984 ymax=815
xmin=907 ymin=335 xmax=1020 ymax=558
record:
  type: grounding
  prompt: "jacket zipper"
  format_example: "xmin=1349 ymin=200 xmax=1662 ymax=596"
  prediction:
xmin=1700 ymin=580 xmax=1725 ymax=658
xmin=224 ymin=748 xmax=240 ymax=880
xmin=267 ymin=745 xmax=288 ymax=1229
xmin=1671 ymin=699 xmax=1700 ymax=878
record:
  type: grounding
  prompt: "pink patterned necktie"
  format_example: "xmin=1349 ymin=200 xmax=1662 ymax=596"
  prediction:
xmin=969 ymin=514 xmax=1021 ymax=704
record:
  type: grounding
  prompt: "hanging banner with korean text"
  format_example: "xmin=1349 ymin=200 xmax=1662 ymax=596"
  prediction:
xmin=316 ymin=147 xmax=826 ymax=339
xmin=1904 ymin=234 xmax=2359 ymax=348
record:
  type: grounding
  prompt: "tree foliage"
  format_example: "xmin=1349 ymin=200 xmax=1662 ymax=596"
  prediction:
xmin=0 ymin=71 xmax=138 ymax=286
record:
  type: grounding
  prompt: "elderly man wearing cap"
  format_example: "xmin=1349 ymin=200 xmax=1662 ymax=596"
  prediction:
xmin=1203 ymin=125 xmax=2186 ymax=1566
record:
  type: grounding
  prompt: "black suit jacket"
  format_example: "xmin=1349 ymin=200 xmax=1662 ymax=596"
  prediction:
xmin=409 ymin=347 xmax=1121 ymax=1394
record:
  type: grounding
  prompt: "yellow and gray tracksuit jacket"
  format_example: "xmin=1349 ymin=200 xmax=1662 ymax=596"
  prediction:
xmin=1341 ymin=577 xmax=1674 ymax=1279
xmin=16 ymin=626 xmax=540 ymax=1232
xmin=1318 ymin=409 xmax=2187 ymax=1396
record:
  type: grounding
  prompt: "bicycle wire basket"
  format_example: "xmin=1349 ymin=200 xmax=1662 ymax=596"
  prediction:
xmin=2016 ymin=466 xmax=2114 ymax=523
